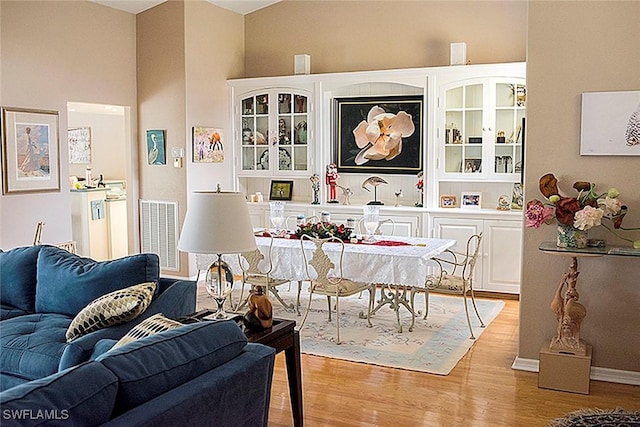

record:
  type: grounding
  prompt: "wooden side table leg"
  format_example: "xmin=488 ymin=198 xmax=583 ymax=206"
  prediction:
xmin=285 ymin=330 xmax=304 ymax=427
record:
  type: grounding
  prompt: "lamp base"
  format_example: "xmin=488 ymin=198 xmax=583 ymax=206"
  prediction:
xmin=205 ymin=256 xmax=234 ymax=320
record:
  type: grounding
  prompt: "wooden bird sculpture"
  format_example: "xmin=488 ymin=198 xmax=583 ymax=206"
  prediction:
xmin=362 ymin=176 xmax=388 ymax=205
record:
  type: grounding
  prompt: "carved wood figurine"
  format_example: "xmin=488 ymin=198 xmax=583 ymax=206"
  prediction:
xmin=243 ymin=286 xmax=273 ymax=331
xmin=549 ymin=257 xmax=587 ymax=356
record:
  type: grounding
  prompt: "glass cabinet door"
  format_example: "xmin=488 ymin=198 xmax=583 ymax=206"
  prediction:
xmin=241 ymin=93 xmax=270 ymax=171
xmin=277 ymin=92 xmax=308 ymax=172
xmin=239 ymin=89 xmax=310 ymax=175
xmin=444 ymin=83 xmax=484 ymax=174
xmin=494 ymin=83 xmax=525 ymax=175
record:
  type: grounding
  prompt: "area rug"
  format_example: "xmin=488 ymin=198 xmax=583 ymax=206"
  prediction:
xmin=548 ymin=408 xmax=640 ymax=426
xmin=215 ymin=287 xmax=504 ymax=375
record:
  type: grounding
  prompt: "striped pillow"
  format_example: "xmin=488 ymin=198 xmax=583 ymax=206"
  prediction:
xmin=66 ymin=282 xmax=156 ymax=342
xmin=112 ymin=313 xmax=183 ymax=349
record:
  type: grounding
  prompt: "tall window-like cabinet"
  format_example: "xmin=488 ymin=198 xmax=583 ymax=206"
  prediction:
xmin=237 ymin=89 xmax=312 ymax=175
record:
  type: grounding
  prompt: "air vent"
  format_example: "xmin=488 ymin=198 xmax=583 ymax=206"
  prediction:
xmin=140 ymin=200 xmax=179 ymax=270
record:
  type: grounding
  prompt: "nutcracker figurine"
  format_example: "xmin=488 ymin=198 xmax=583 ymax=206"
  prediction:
xmin=325 ymin=163 xmax=339 ymax=203
xmin=309 ymin=173 xmax=320 ymax=205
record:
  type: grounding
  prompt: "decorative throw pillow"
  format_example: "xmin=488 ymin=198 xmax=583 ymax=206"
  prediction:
xmin=66 ymin=282 xmax=156 ymax=342
xmin=112 ymin=313 xmax=183 ymax=349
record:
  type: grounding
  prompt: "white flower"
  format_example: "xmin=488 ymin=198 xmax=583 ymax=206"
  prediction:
xmin=573 ymin=206 xmax=604 ymax=230
xmin=352 ymin=106 xmax=415 ymax=165
xmin=597 ymin=195 xmax=622 ymax=218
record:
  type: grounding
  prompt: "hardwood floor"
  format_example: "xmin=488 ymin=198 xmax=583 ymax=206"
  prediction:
xmin=262 ymin=299 xmax=639 ymax=427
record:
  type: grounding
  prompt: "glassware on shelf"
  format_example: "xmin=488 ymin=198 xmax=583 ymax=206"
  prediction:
xmin=269 ymin=201 xmax=286 ymax=235
xmin=362 ymin=205 xmax=380 ymax=243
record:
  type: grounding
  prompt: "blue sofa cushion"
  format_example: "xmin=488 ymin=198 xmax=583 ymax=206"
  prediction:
xmin=96 ymin=320 xmax=248 ymax=416
xmin=0 ymin=314 xmax=72 ymax=383
xmin=35 ymin=246 xmax=160 ymax=316
xmin=1 ymin=304 xmax=30 ymax=321
xmin=0 ymin=362 xmax=118 ymax=427
xmin=0 ymin=246 xmax=41 ymax=314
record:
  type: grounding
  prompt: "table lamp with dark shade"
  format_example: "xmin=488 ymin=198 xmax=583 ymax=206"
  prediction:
xmin=177 ymin=190 xmax=257 ymax=319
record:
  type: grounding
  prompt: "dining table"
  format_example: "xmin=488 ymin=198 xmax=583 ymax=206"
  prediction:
xmin=229 ymin=232 xmax=456 ymax=333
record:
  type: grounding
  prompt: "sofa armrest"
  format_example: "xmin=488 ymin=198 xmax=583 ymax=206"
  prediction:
xmin=58 ymin=278 xmax=196 ymax=371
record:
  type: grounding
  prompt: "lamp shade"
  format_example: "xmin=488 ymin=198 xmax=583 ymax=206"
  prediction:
xmin=177 ymin=191 xmax=257 ymax=254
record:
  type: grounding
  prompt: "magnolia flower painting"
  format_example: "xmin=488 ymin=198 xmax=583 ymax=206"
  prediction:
xmin=352 ymin=106 xmax=415 ymax=165
xmin=335 ymin=96 xmax=423 ymax=174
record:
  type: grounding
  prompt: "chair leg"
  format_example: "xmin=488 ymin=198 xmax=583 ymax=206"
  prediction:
xmin=326 ymin=295 xmax=332 ymax=322
xmin=297 ymin=287 xmax=315 ymax=332
xmin=468 ymin=286 xmax=485 ymax=328
xmin=335 ymin=293 xmax=341 ymax=345
xmin=462 ymin=291 xmax=476 ymax=340
xmin=366 ymin=286 xmax=374 ymax=328
xmin=295 ymin=281 xmax=302 ymax=316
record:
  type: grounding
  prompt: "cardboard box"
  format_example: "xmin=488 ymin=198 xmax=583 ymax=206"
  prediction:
xmin=539 ymin=341 xmax=592 ymax=394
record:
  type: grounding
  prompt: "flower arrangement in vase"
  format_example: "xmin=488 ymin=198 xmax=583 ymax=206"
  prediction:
xmin=525 ymin=173 xmax=639 ymax=248
xmin=295 ymin=221 xmax=352 ymax=241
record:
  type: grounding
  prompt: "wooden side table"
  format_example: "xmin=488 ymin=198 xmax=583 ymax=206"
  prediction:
xmin=180 ymin=311 xmax=303 ymax=427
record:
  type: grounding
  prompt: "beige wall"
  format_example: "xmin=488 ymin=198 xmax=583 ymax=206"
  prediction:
xmin=137 ymin=0 xmax=245 ymax=276
xmin=245 ymin=0 xmax=526 ymax=76
xmin=0 ymin=1 xmax=137 ymax=249
xmin=523 ymin=1 xmax=640 ymax=371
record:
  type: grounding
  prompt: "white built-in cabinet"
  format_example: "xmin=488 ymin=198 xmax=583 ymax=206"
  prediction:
xmin=229 ymin=63 xmax=525 ymax=294
xmin=235 ymin=88 xmax=313 ymax=176
xmin=430 ymin=213 xmax=522 ymax=293
xmin=438 ymin=77 xmax=526 ymax=181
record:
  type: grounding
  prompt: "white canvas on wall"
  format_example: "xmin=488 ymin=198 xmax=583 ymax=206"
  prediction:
xmin=580 ymin=90 xmax=640 ymax=156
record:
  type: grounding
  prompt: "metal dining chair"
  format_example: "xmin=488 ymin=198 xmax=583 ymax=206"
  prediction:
xmin=234 ymin=235 xmax=296 ymax=313
xmin=299 ymin=234 xmax=375 ymax=344
xmin=424 ymin=233 xmax=485 ymax=339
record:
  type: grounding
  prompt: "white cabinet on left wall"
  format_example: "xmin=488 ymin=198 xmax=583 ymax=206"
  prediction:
xmin=231 ymin=84 xmax=314 ymax=177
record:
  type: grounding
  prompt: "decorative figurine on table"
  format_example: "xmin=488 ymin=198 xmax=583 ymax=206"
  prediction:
xmin=325 ymin=163 xmax=339 ymax=203
xmin=337 ymin=185 xmax=353 ymax=205
xmin=361 ymin=176 xmax=387 ymax=205
xmin=309 ymin=173 xmax=320 ymax=205
xmin=415 ymin=171 xmax=424 ymax=207
xmin=394 ymin=189 xmax=403 ymax=207
xmin=242 ymin=286 xmax=273 ymax=331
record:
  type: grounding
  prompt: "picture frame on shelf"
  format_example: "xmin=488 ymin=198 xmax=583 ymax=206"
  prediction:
xmin=461 ymin=192 xmax=482 ymax=209
xmin=269 ymin=180 xmax=293 ymax=201
xmin=1 ymin=107 xmax=60 ymax=195
xmin=511 ymin=183 xmax=524 ymax=210
xmin=440 ymin=195 xmax=458 ymax=208
xmin=580 ymin=90 xmax=640 ymax=156
xmin=68 ymin=127 xmax=91 ymax=164
xmin=333 ymin=95 xmax=423 ymax=174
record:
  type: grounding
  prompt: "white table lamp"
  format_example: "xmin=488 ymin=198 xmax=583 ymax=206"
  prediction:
xmin=178 ymin=190 xmax=256 ymax=318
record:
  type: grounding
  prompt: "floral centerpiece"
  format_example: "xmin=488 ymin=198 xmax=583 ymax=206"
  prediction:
xmin=526 ymin=173 xmax=639 ymax=248
xmin=295 ymin=221 xmax=352 ymax=241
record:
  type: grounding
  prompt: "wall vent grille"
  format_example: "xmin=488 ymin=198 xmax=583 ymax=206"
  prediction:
xmin=140 ymin=200 xmax=179 ymax=271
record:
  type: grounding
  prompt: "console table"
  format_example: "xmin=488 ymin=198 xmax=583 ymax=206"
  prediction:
xmin=538 ymin=242 xmax=640 ymax=355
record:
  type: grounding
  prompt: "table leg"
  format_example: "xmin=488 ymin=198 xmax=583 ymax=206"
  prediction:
xmin=285 ymin=330 xmax=303 ymax=427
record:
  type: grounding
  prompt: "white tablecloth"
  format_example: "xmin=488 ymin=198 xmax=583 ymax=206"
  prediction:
xmin=227 ymin=235 xmax=455 ymax=287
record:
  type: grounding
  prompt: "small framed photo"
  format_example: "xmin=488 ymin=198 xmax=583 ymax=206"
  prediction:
xmin=461 ymin=192 xmax=482 ymax=209
xmin=269 ymin=180 xmax=293 ymax=201
xmin=440 ymin=195 xmax=458 ymax=208
xmin=146 ymin=129 xmax=166 ymax=165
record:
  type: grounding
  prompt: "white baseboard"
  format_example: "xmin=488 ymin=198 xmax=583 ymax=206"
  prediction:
xmin=511 ymin=357 xmax=640 ymax=386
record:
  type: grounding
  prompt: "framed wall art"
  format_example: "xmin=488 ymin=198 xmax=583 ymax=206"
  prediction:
xmin=68 ymin=127 xmax=92 ymax=164
xmin=1 ymin=107 xmax=60 ymax=194
xmin=146 ymin=129 xmax=166 ymax=165
xmin=440 ymin=195 xmax=458 ymax=208
xmin=269 ymin=180 xmax=293 ymax=201
xmin=333 ymin=95 xmax=423 ymax=174
xmin=461 ymin=192 xmax=482 ymax=209
xmin=192 ymin=126 xmax=224 ymax=163
xmin=580 ymin=90 xmax=640 ymax=156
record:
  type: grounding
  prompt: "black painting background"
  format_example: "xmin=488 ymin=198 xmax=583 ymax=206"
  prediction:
xmin=334 ymin=95 xmax=423 ymax=174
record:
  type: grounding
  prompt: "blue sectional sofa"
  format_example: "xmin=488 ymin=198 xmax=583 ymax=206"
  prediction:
xmin=0 ymin=245 xmax=196 ymax=391
xmin=0 ymin=320 xmax=276 ymax=426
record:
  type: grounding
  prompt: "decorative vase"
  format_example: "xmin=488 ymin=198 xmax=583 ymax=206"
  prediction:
xmin=556 ymin=224 xmax=588 ymax=249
